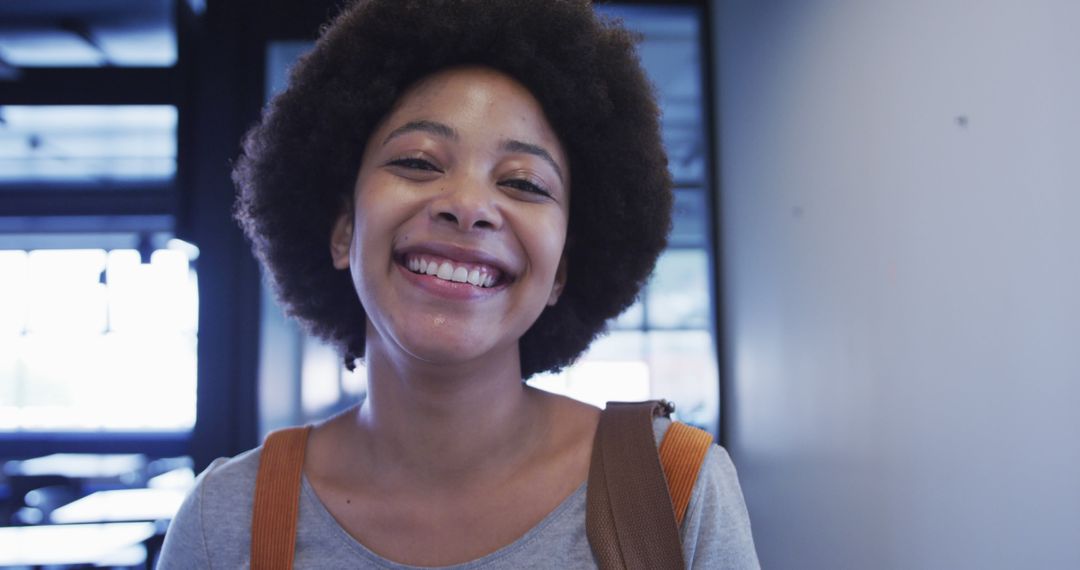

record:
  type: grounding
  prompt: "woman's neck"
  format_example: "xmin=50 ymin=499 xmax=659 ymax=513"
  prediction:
xmin=340 ymin=338 xmax=548 ymax=490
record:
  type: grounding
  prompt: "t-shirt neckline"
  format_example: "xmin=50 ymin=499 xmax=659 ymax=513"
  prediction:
xmin=299 ymin=474 xmax=587 ymax=569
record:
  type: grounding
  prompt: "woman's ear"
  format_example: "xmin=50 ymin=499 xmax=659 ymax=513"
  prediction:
xmin=330 ymin=210 xmax=353 ymax=270
xmin=547 ymin=255 xmax=568 ymax=306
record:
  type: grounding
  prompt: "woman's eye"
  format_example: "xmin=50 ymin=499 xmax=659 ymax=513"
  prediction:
xmin=501 ymin=178 xmax=553 ymax=199
xmin=387 ymin=157 xmax=441 ymax=172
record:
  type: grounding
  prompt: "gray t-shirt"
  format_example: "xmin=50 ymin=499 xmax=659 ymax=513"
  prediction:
xmin=158 ymin=418 xmax=759 ymax=569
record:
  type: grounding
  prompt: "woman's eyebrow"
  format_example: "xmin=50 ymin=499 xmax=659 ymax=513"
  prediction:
xmin=381 ymin=122 xmax=564 ymax=184
xmin=501 ymin=139 xmax=564 ymax=184
xmin=382 ymin=120 xmax=458 ymax=145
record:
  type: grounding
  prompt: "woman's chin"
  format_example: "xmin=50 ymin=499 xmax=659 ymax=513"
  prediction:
xmin=391 ymin=331 xmax=514 ymax=371
xmin=365 ymin=311 xmax=525 ymax=372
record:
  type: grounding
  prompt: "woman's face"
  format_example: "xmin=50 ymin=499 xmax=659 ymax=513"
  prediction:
xmin=331 ymin=66 xmax=570 ymax=370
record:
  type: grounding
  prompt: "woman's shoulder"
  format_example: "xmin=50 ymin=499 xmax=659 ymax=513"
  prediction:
xmin=650 ymin=417 xmax=744 ymax=522
xmin=157 ymin=446 xmax=264 ymax=568
xmin=610 ymin=413 xmax=757 ymax=568
xmin=675 ymin=430 xmax=761 ymax=569
xmin=195 ymin=446 xmax=262 ymax=506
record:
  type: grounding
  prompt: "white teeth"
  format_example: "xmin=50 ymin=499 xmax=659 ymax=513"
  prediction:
xmin=437 ymin=262 xmax=454 ymax=280
xmin=405 ymin=256 xmax=499 ymax=288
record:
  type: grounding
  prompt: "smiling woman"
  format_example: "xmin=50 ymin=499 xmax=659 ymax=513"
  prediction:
xmin=157 ymin=0 xmax=758 ymax=568
xmin=230 ymin=0 xmax=674 ymax=380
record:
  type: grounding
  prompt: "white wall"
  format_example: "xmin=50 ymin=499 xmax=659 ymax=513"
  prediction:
xmin=714 ymin=1 xmax=1080 ymax=568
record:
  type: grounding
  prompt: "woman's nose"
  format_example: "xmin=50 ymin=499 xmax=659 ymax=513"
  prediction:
xmin=428 ymin=179 xmax=503 ymax=231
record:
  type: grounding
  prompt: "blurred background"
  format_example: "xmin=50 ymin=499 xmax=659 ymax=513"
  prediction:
xmin=0 ymin=0 xmax=1076 ymax=568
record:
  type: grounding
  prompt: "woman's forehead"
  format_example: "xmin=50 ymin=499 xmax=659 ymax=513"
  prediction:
xmin=379 ymin=66 xmax=566 ymax=161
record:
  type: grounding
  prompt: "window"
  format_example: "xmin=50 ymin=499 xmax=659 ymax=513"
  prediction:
xmin=0 ymin=0 xmax=193 ymax=438
xmin=0 ymin=105 xmax=177 ymax=183
xmin=0 ymin=1 xmax=176 ymax=68
xmin=0 ymin=242 xmax=198 ymax=431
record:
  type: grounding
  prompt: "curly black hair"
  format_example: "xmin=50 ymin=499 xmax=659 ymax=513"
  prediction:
xmin=233 ymin=0 xmax=672 ymax=379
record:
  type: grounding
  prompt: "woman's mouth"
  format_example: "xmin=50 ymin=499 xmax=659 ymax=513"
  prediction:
xmin=402 ymin=253 xmax=505 ymax=288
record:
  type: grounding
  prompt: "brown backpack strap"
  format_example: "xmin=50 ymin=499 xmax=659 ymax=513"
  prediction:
xmin=586 ymin=400 xmax=715 ymax=569
xmin=251 ymin=425 xmax=312 ymax=570
xmin=587 ymin=400 xmax=687 ymax=569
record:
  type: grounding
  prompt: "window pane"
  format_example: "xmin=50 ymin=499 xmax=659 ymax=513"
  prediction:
xmin=670 ymin=188 xmax=709 ymax=248
xmin=0 ymin=105 xmax=177 ymax=183
xmin=0 ymin=30 xmax=104 ymax=66
xmin=530 ymin=332 xmax=651 ymax=408
xmin=107 ymin=249 xmax=197 ymax=333
xmin=0 ymin=334 xmax=17 ymax=417
xmin=94 ymin=20 xmax=178 ymax=67
xmin=646 ymin=249 xmax=710 ymax=329
xmin=26 ymin=249 xmax=108 ymax=334
xmin=98 ymin=331 xmax=196 ymax=430
xmin=530 ymin=331 xmax=717 ymax=428
xmin=611 ymin=299 xmax=645 ymax=330
xmin=0 ymin=0 xmax=176 ymax=68
xmin=646 ymin=331 xmax=718 ymax=430
xmin=10 ymin=332 xmax=195 ymax=431
xmin=301 ymin=335 xmax=342 ymax=415
xmin=18 ymin=333 xmax=108 ymax=426
xmin=341 ymin=363 xmax=368 ymax=399
xmin=2 ymin=246 xmax=197 ymax=432
xmin=0 ymin=250 xmax=29 ymax=334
